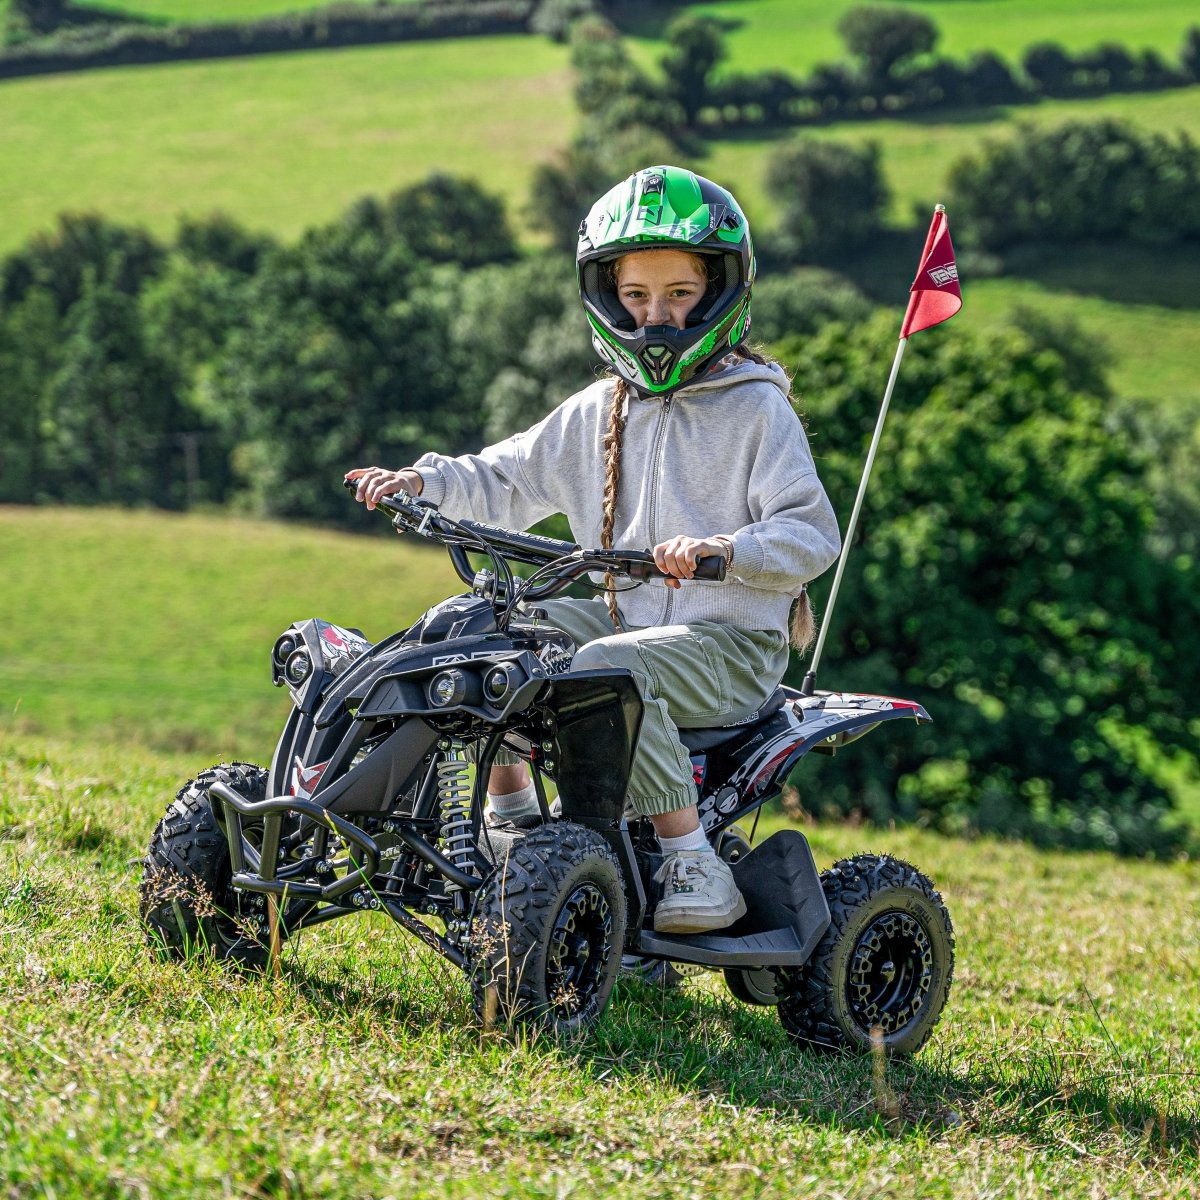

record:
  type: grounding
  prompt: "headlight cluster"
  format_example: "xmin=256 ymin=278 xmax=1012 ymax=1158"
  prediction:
xmin=426 ymin=663 xmax=519 ymax=710
xmin=273 ymin=632 xmax=312 ymax=687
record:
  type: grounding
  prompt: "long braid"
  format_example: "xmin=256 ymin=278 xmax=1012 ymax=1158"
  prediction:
xmin=600 ymin=377 xmax=628 ymax=632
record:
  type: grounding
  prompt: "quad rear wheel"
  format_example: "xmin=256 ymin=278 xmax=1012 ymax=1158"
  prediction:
xmin=140 ymin=763 xmax=273 ymax=969
xmin=778 ymin=854 xmax=954 ymax=1056
xmin=469 ymin=822 xmax=626 ymax=1033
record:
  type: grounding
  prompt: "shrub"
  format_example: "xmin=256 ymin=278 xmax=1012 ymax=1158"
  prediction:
xmin=766 ymin=139 xmax=890 ymax=265
xmin=946 ymin=119 xmax=1200 ymax=250
xmin=789 ymin=313 xmax=1197 ymax=854
xmin=836 ymin=5 xmax=938 ymax=89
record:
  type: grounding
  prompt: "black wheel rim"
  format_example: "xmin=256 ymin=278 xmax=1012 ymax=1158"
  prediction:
xmin=546 ymin=882 xmax=613 ymax=1017
xmin=209 ymin=852 xmax=266 ymax=952
xmin=846 ymin=910 xmax=933 ymax=1036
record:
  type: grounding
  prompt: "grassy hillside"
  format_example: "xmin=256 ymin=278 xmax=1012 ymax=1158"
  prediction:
xmin=0 ymin=732 xmax=1197 ymax=1196
xmin=0 ymin=505 xmax=461 ymax=760
xmin=0 ymin=37 xmax=575 ymax=254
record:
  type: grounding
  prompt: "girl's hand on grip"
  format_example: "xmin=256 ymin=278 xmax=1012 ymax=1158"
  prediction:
xmin=345 ymin=466 xmax=423 ymax=511
xmin=653 ymin=534 xmax=726 ymax=590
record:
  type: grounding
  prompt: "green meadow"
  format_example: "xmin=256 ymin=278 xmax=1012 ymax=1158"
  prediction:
xmin=1 ymin=506 xmax=1198 ymax=1197
xmin=624 ymin=0 xmax=1200 ymax=76
xmin=0 ymin=37 xmax=575 ymax=254
xmin=0 ymin=505 xmax=459 ymax=758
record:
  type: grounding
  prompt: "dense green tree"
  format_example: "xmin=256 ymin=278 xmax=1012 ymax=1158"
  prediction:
xmin=45 ymin=272 xmax=178 ymax=505
xmin=1 ymin=213 xmax=165 ymax=316
xmin=1022 ymin=42 xmax=1074 ymax=94
xmin=660 ymin=13 xmax=726 ymax=126
xmin=208 ymin=221 xmax=478 ymax=524
xmin=376 ymin=174 xmax=518 ymax=270
xmin=175 ymin=212 xmax=276 ymax=276
xmin=0 ymin=287 xmax=61 ymax=502
xmin=750 ymin=268 xmax=875 ymax=347
xmin=530 ymin=0 xmax=596 ymax=43
xmin=766 ymin=138 xmax=890 ymax=264
xmin=1182 ymin=26 xmax=1200 ymax=80
xmin=947 ymin=119 xmax=1200 ymax=250
xmin=9 ymin=0 xmax=68 ymax=34
xmin=788 ymin=313 xmax=1197 ymax=853
xmin=836 ymin=5 xmax=938 ymax=90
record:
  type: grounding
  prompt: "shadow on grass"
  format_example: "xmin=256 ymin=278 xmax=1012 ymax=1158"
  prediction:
xmin=1000 ymin=240 xmax=1200 ymax=311
xmin=581 ymin=983 xmax=1200 ymax=1161
xmin=266 ymin=917 xmax=1197 ymax=1166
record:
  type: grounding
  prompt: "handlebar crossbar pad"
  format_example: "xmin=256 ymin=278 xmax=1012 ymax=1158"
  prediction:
xmin=455 ymin=518 xmax=580 ymax=561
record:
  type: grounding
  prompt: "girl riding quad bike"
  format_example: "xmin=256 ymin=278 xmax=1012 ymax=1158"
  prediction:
xmin=140 ymin=166 xmax=954 ymax=1051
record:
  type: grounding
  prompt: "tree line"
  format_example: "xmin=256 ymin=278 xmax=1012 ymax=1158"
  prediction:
xmin=560 ymin=7 xmax=1200 ymax=137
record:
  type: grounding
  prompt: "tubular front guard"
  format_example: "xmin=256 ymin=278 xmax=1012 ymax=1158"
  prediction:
xmin=210 ymin=780 xmax=480 ymax=902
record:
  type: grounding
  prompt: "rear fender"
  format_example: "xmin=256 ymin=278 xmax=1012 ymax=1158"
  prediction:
xmin=727 ymin=690 xmax=932 ymax=805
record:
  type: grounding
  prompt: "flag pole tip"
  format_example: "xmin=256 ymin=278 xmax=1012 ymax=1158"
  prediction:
xmin=934 ymin=203 xmax=946 ymax=213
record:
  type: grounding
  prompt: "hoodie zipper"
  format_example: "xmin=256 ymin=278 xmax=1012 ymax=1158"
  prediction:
xmin=647 ymin=394 xmax=675 ymax=625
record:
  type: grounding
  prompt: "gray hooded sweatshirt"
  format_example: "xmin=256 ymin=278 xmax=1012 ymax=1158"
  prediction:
xmin=413 ymin=358 xmax=842 ymax=635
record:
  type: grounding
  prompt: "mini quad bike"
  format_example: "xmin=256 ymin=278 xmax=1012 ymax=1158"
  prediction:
xmin=141 ymin=486 xmax=954 ymax=1053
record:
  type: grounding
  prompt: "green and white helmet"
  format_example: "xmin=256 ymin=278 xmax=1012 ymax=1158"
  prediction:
xmin=577 ymin=165 xmax=756 ymax=396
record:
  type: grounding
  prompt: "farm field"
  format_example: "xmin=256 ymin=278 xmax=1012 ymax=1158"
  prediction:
xmin=0 ymin=36 xmax=575 ymax=256
xmin=626 ymin=0 xmax=1200 ymax=74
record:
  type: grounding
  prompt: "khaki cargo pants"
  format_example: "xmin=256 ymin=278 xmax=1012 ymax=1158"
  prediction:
xmin=524 ymin=597 xmax=790 ymax=817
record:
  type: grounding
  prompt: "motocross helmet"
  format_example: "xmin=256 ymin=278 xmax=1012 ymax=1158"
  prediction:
xmin=577 ymin=165 xmax=756 ymax=397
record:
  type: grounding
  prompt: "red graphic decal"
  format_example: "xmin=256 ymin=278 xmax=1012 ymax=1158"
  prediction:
xmin=291 ymin=760 xmax=330 ymax=798
xmin=321 ymin=626 xmax=346 ymax=647
xmin=752 ymin=746 xmax=795 ymax=794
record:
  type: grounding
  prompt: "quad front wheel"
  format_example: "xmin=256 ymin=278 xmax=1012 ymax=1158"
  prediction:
xmin=778 ymin=853 xmax=954 ymax=1056
xmin=469 ymin=823 xmax=626 ymax=1034
xmin=140 ymin=763 xmax=274 ymax=969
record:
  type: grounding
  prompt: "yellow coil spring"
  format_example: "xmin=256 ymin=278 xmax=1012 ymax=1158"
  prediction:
xmin=437 ymin=744 xmax=475 ymax=887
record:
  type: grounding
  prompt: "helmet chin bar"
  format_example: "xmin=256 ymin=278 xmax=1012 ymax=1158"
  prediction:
xmin=588 ymin=293 xmax=750 ymax=398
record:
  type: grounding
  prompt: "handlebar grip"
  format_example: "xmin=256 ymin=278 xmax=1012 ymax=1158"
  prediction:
xmin=694 ymin=554 xmax=726 ymax=582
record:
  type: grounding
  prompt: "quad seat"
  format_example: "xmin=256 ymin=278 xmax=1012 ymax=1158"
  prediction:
xmin=677 ymin=686 xmax=790 ymax=753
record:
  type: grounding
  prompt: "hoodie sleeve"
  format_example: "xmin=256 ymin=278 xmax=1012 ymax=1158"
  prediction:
xmin=411 ymin=384 xmax=603 ymax=530
xmin=726 ymin=396 xmax=842 ymax=593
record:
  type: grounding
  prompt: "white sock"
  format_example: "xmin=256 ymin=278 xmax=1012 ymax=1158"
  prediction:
xmin=657 ymin=825 xmax=714 ymax=856
xmin=486 ymin=781 xmax=541 ymax=819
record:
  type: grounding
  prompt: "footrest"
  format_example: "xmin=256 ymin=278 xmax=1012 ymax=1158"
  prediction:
xmin=636 ymin=829 xmax=830 ymax=969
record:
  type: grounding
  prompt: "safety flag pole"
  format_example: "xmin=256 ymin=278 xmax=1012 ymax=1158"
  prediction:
xmin=800 ymin=204 xmax=962 ymax=696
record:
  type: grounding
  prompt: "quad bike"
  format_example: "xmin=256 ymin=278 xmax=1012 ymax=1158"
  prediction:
xmin=140 ymin=486 xmax=954 ymax=1054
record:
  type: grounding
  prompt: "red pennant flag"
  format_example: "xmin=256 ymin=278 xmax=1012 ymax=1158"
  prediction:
xmin=900 ymin=205 xmax=962 ymax=339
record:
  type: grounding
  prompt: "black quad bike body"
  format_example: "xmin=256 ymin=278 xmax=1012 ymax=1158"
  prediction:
xmin=141 ymin=489 xmax=954 ymax=1052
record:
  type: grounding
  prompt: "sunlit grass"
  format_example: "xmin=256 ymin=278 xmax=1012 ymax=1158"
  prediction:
xmin=0 ymin=505 xmax=461 ymax=760
xmin=0 ymin=733 xmax=1196 ymax=1197
xmin=0 ymin=37 xmax=573 ymax=255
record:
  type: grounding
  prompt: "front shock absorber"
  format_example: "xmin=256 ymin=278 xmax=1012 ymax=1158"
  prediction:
xmin=436 ymin=740 xmax=476 ymax=893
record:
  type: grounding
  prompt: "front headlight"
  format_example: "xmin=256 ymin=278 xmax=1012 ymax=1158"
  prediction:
xmin=428 ymin=669 xmax=467 ymax=708
xmin=284 ymin=648 xmax=312 ymax=686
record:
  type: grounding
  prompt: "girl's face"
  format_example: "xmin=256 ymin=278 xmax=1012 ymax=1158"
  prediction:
xmin=614 ymin=249 xmax=707 ymax=330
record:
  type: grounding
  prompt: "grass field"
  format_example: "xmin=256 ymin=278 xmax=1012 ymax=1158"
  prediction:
xmin=2 ymin=669 xmax=1199 ymax=1195
xmin=1 ymin=509 xmax=1197 ymax=1195
xmin=0 ymin=36 xmax=575 ymax=255
xmin=626 ymin=0 xmax=1200 ymax=75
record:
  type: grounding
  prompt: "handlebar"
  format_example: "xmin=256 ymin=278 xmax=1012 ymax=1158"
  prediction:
xmin=344 ymin=479 xmax=727 ymax=597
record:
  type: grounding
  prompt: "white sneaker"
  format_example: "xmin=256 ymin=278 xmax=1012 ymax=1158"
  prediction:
xmin=653 ymin=851 xmax=747 ymax=934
